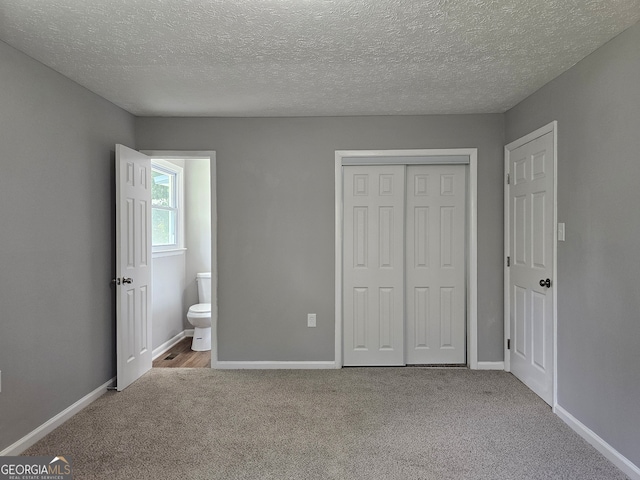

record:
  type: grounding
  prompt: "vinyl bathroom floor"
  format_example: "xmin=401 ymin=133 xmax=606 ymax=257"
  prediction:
xmin=153 ymin=337 xmax=211 ymax=368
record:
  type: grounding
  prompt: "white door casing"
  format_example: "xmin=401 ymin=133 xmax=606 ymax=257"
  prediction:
xmin=343 ymin=165 xmax=406 ymax=366
xmin=116 ymin=144 xmax=152 ymax=391
xmin=406 ymin=165 xmax=466 ymax=364
xmin=505 ymin=124 xmax=557 ymax=406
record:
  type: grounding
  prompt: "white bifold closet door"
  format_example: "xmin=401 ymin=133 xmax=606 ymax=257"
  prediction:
xmin=343 ymin=164 xmax=466 ymax=366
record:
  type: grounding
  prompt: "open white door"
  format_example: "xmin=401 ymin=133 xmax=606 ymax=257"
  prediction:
xmin=505 ymin=125 xmax=556 ymax=406
xmin=115 ymin=144 xmax=152 ymax=391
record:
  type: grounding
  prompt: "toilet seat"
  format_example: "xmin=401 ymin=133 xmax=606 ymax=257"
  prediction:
xmin=188 ymin=303 xmax=211 ymax=316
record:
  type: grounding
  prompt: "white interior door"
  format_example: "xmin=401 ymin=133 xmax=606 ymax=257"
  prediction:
xmin=507 ymin=131 xmax=555 ymax=405
xmin=116 ymin=144 xmax=152 ymax=391
xmin=406 ymin=165 xmax=466 ymax=364
xmin=343 ymin=165 xmax=405 ymax=366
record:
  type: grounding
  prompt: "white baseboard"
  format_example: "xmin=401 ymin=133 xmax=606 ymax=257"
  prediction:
xmin=0 ymin=377 xmax=115 ymax=456
xmin=215 ymin=361 xmax=339 ymax=370
xmin=152 ymin=330 xmax=193 ymax=360
xmin=476 ymin=361 xmax=505 ymax=370
xmin=555 ymin=404 xmax=640 ymax=480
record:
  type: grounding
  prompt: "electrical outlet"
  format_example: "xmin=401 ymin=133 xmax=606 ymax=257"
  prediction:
xmin=307 ymin=313 xmax=316 ymax=328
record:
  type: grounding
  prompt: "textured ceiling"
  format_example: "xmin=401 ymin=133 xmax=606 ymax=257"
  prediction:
xmin=1 ymin=0 xmax=639 ymax=116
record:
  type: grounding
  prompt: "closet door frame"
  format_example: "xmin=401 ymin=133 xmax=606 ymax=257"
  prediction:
xmin=335 ymin=149 xmax=478 ymax=368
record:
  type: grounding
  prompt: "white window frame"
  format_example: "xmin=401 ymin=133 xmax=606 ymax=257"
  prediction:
xmin=151 ymin=159 xmax=185 ymax=257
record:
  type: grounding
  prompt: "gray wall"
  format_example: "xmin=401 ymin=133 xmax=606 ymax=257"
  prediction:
xmin=505 ymin=23 xmax=640 ymax=466
xmin=136 ymin=115 xmax=505 ymax=362
xmin=184 ymin=158 xmax=212 ymax=317
xmin=0 ymin=41 xmax=135 ymax=451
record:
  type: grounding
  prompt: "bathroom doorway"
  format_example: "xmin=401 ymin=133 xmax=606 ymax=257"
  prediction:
xmin=142 ymin=151 xmax=217 ymax=370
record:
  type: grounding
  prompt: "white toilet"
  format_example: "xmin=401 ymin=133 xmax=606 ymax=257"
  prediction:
xmin=187 ymin=272 xmax=212 ymax=351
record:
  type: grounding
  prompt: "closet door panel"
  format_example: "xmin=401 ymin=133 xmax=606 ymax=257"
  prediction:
xmin=406 ymin=165 xmax=466 ymax=364
xmin=343 ymin=165 xmax=405 ymax=366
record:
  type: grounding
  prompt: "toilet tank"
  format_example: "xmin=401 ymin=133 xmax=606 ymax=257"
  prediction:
xmin=196 ymin=272 xmax=212 ymax=303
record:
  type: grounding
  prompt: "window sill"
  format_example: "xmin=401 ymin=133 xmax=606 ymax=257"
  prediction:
xmin=152 ymin=248 xmax=187 ymax=259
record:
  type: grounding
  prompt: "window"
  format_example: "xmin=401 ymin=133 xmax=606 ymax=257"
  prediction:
xmin=151 ymin=159 xmax=183 ymax=253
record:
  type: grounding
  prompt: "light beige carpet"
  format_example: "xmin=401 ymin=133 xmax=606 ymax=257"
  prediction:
xmin=24 ymin=368 xmax=627 ymax=479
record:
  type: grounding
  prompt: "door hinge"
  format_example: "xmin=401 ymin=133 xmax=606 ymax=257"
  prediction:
xmin=506 ymin=173 xmax=510 ymax=184
xmin=507 ymin=339 xmax=511 ymax=350
xmin=506 ymin=256 xmax=510 ymax=267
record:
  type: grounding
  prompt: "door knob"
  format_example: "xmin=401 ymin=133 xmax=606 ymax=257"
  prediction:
xmin=122 ymin=277 xmax=134 ymax=284
xmin=539 ymin=278 xmax=551 ymax=288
